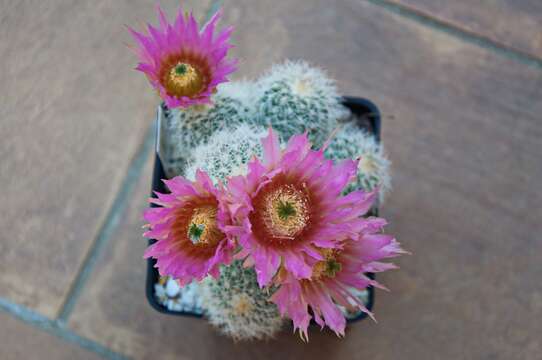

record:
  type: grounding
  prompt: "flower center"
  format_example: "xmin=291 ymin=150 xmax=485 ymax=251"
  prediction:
xmin=312 ymin=250 xmax=342 ymax=280
xmin=187 ymin=205 xmax=221 ymax=246
xmin=262 ymin=185 xmax=310 ymax=240
xmin=164 ymin=62 xmax=204 ymax=98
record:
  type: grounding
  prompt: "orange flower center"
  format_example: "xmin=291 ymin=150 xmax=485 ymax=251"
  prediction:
xmin=250 ymin=175 xmax=315 ymax=247
xmin=159 ymin=54 xmax=212 ymax=99
xmin=187 ymin=205 xmax=222 ymax=247
xmin=262 ymin=184 xmax=310 ymax=239
xmin=170 ymin=196 xmax=224 ymax=259
xmin=164 ymin=62 xmax=204 ymax=97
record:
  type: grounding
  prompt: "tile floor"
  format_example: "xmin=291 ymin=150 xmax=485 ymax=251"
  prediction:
xmin=1 ymin=1 xmax=541 ymax=359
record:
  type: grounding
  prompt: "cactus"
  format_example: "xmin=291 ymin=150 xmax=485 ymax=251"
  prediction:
xmin=161 ymin=82 xmax=254 ymax=178
xmin=185 ymin=124 xmax=267 ymax=183
xmin=253 ymin=61 xmax=349 ymax=147
xmin=154 ymin=65 xmax=388 ymax=340
xmin=325 ymin=122 xmax=391 ymax=202
xmin=216 ymin=80 xmax=258 ymax=112
xmin=199 ymin=261 xmax=285 ymax=341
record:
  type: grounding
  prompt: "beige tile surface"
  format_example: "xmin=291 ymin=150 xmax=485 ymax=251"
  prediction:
xmin=65 ymin=1 xmax=542 ymax=359
xmin=387 ymin=0 xmax=542 ymax=59
xmin=0 ymin=0 xmax=210 ymax=318
xmin=0 ymin=312 xmax=101 ymax=360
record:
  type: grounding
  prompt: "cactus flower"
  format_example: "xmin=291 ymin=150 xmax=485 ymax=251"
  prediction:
xmin=271 ymin=232 xmax=406 ymax=340
xmin=224 ymin=129 xmax=378 ymax=287
xmin=129 ymin=6 xmax=237 ymax=108
xmin=143 ymin=170 xmax=234 ymax=285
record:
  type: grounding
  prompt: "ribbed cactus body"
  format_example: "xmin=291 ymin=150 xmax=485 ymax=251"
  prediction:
xmin=199 ymin=261 xmax=285 ymax=341
xmin=185 ymin=124 xmax=267 ymax=183
xmin=161 ymin=86 xmax=252 ymax=177
xmin=253 ymin=61 xmax=349 ymax=147
xmin=325 ymin=122 xmax=391 ymax=201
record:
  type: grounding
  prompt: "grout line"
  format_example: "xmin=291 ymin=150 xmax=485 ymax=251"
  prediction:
xmin=57 ymin=124 xmax=155 ymax=322
xmin=365 ymin=0 xmax=542 ymax=71
xmin=0 ymin=297 xmax=129 ymax=360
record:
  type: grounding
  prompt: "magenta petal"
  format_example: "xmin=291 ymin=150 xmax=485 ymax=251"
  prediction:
xmin=283 ymin=251 xmax=312 ymax=279
xmin=262 ymin=128 xmax=281 ymax=168
xmin=252 ymin=245 xmax=281 ymax=287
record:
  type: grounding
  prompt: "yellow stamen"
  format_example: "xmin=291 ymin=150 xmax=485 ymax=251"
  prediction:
xmin=187 ymin=205 xmax=221 ymax=246
xmin=263 ymin=185 xmax=309 ymax=239
xmin=164 ymin=62 xmax=204 ymax=97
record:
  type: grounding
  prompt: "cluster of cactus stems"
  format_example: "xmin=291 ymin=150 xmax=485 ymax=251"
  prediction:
xmin=158 ymin=61 xmax=391 ymax=340
xmin=185 ymin=124 xmax=266 ymax=184
xmin=161 ymin=92 xmax=251 ymax=178
xmin=198 ymin=261 xmax=285 ymax=341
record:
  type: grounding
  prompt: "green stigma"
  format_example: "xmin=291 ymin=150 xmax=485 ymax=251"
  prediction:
xmin=324 ymin=259 xmax=342 ymax=278
xmin=175 ymin=63 xmax=188 ymax=75
xmin=277 ymin=201 xmax=296 ymax=220
xmin=188 ymin=223 xmax=205 ymax=244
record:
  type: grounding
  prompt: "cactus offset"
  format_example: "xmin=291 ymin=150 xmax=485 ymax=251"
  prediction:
xmin=325 ymin=121 xmax=391 ymax=202
xmin=199 ymin=261 xmax=285 ymax=341
xmin=185 ymin=124 xmax=267 ymax=183
xmin=253 ymin=61 xmax=349 ymax=147
xmin=161 ymin=83 xmax=253 ymax=178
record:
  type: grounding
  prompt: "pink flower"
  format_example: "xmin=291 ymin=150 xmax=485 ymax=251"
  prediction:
xmin=224 ymin=129 xmax=377 ymax=287
xmin=129 ymin=6 xmax=237 ymax=108
xmin=271 ymin=230 xmax=406 ymax=340
xmin=143 ymin=170 xmax=234 ymax=285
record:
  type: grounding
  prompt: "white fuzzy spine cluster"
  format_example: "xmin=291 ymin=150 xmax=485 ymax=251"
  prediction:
xmin=253 ymin=61 xmax=349 ymax=147
xmin=161 ymin=89 xmax=252 ymax=178
xmin=325 ymin=122 xmax=391 ymax=202
xmin=199 ymin=261 xmax=285 ymax=341
xmin=185 ymin=124 xmax=268 ymax=183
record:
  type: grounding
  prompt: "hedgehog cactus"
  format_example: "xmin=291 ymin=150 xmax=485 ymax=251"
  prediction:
xmin=185 ymin=124 xmax=267 ymax=183
xmin=161 ymin=84 xmax=253 ymax=177
xmin=325 ymin=121 xmax=391 ymax=201
xmin=199 ymin=261 xmax=285 ymax=341
xmin=154 ymin=65 xmax=388 ymax=341
xmin=253 ymin=61 xmax=349 ymax=147
xmin=133 ymin=6 xmax=403 ymax=343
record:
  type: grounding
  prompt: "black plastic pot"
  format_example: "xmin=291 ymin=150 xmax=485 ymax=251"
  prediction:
xmin=146 ymin=96 xmax=381 ymax=323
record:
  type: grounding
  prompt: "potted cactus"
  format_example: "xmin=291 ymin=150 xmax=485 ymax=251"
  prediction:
xmin=130 ymin=6 xmax=406 ymax=341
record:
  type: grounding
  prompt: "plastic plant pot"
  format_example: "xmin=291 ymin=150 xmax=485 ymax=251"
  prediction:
xmin=145 ymin=96 xmax=381 ymax=323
